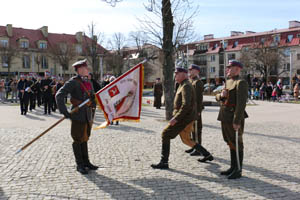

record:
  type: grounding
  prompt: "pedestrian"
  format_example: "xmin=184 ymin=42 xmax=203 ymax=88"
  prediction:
xmin=259 ymin=82 xmax=266 ymax=101
xmin=56 ymin=59 xmax=98 ymax=174
xmin=151 ymin=67 xmax=213 ymax=170
xmin=10 ymin=77 xmax=18 ymax=103
xmin=294 ymin=83 xmax=299 ymax=101
xmin=88 ymin=73 xmax=101 ymax=93
xmin=0 ymin=79 xmax=5 ymax=103
xmin=5 ymin=78 xmax=12 ymax=101
xmin=186 ymin=64 xmax=211 ymax=158
xmin=153 ymin=78 xmax=163 ymax=109
xmin=272 ymin=87 xmax=277 ymax=102
xmin=17 ymin=75 xmax=30 ymax=115
xmin=266 ymin=82 xmax=273 ymax=101
xmin=216 ymin=60 xmax=248 ymax=179
xmin=41 ymin=71 xmax=53 ymax=115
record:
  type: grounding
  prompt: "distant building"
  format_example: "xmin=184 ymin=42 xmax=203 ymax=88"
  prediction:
xmin=179 ymin=20 xmax=300 ymax=85
xmin=0 ymin=24 xmax=108 ymax=78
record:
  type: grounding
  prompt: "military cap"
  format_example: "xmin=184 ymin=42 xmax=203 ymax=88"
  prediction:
xmin=175 ymin=67 xmax=188 ymax=73
xmin=72 ymin=59 xmax=88 ymax=69
xmin=227 ymin=60 xmax=243 ymax=68
xmin=188 ymin=64 xmax=201 ymax=71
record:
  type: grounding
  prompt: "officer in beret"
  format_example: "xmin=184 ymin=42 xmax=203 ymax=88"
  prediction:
xmin=216 ymin=60 xmax=248 ymax=179
xmin=56 ymin=59 xmax=98 ymax=174
xmin=186 ymin=64 xmax=208 ymax=158
xmin=151 ymin=67 xmax=213 ymax=169
xmin=153 ymin=78 xmax=163 ymax=109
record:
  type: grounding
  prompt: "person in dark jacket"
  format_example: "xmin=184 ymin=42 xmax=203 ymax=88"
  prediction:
xmin=17 ymin=74 xmax=30 ymax=115
xmin=56 ymin=59 xmax=98 ymax=174
xmin=153 ymin=78 xmax=163 ymax=109
xmin=40 ymin=71 xmax=53 ymax=115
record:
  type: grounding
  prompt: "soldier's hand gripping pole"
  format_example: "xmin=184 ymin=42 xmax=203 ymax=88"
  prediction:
xmin=16 ymin=99 xmax=90 ymax=154
xmin=235 ymin=130 xmax=241 ymax=171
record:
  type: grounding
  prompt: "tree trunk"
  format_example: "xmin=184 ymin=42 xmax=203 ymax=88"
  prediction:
xmin=161 ymin=0 xmax=175 ymax=120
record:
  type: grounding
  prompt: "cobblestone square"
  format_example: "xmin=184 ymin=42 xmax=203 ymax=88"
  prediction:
xmin=0 ymin=98 xmax=300 ymax=199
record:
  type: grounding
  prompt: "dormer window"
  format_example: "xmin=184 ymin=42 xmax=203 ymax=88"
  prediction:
xmin=39 ymin=42 xmax=47 ymax=49
xmin=260 ymin=38 xmax=265 ymax=44
xmin=273 ymin=34 xmax=280 ymax=43
xmin=233 ymin=41 xmax=238 ymax=48
xmin=287 ymin=35 xmax=293 ymax=43
xmin=20 ymin=41 xmax=29 ymax=48
xmin=0 ymin=39 xmax=8 ymax=47
xmin=76 ymin=45 xmax=82 ymax=54
xmin=223 ymin=41 xmax=228 ymax=49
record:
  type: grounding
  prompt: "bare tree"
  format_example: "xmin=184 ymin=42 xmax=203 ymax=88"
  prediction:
xmin=240 ymin=43 xmax=286 ymax=83
xmin=83 ymin=22 xmax=106 ymax=81
xmin=102 ymin=0 xmax=195 ymax=120
xmin=50 ymin=42 xmax=76 ymax=78
xmin=0 ymin=45 xmax=18 ymax=78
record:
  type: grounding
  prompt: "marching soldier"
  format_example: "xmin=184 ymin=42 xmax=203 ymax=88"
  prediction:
xmin=41 ymin=71 xmax=53 ymax=115
xmin=186 ymin=64 xmax=206 ymax=157
xmin=56 ymin=59 xmax=98 ymax=174
xmin=153 ymin=78 xmax=163 ymax=109
xmin=35 ymin=76 xmax=42 ymax=107
xmin=27 ymin=75 xmax=36 ymax=111
xmin=17 ymin=74 xmax=30 ymax=115
xmin=51 ymin=76 xmax=57 ymax=112
xmin=216 ymin=60 xmax=248 ymax=179
xmin=151 ymin=68 xmax=213 ymax=169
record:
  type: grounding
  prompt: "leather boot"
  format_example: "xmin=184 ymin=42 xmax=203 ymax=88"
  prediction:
xmin=221 ymin=150 xmax=235 ymax=175
xmin=72 ymin=143 xmax=88 ymax=174
xmin=81 ymin=142 xmax=99 ymax=170
xmin=185 ymin=148 xmax=194 ymax=153
xmin=228 ymin=150 xmax=243 ymax=179
xmin=194 ymin=144 xmax=214 ymax=163
xmin=151 ymin=142 xmax=170 ymax=169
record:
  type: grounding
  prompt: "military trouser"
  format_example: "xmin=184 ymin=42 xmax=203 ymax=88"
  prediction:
xmin=191 ymin=114 xmax=203 ymax=144
xmin=154 ymin=95 xmax=162 ymax=108
xmin=71 ymin=120 xmax=92 ymax=144
xmin=19 ymin=94 xmax=29 ymax=114
xmin=29 ymin=93 xmax=36 ymax=110
xmin=221 ymin=120 xmax=244 ymax=152
xmin=43 ymin=96 xmax=52 ymax=114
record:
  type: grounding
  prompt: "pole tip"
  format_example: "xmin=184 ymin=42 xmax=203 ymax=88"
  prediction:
xmin=16 ymin=149 xmax=22 ymax=154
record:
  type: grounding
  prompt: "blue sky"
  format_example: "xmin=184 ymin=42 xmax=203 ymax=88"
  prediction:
xmin=1 ymin=0 xmax=300 ymax=45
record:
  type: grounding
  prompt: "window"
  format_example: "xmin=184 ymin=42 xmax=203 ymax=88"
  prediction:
xmin=1 ymin=56 xmax=8 ymax=68
xmin=287 ymin=35 xmax=293 ymax=43
xmin=297 ymin=34 xmax=300 ymax=38
xmin=76 ymin=45 xmax=82 ymax=54
xmin=214 ymin=43 xmax=218 ymax=49
xmin=210 ymin=67 xmax=215 ymax=73
xmin=233 ymin=41 xmax=238 ymax=48
xmin=223 ymin=41 xmax=228 ymax=49
xmin=228 ymin=53 xmax=236 ymax=60
xmin=211 ymin=55 xmax=215 ymax=62
xmin=297 ymin=53 xmax=300 ymax=60
xmin=0 ymin=39 xmax=8 ymax=47
xmin=22 ymin=55 xmax=30 ymax=68
xmin=39 ymin=42 xmax=47 ymax=49
xmin=260 ymin=37 xmax=265 ymax=44
xmin=284 ymin=48 xmax=291 ymax=56
xmin=284 ymin=63 xmax=290 ymax=71
xmin=20 ymin=41 xmax=29 ymax=48
xmin=41 ymin=56 xmax=48 ymax=69
xmin=273 ymin=35 xmax=280 ymax=43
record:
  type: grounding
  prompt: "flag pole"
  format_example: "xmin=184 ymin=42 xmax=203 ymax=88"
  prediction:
xmin=16 ymin=99 xmax=90 ymax=154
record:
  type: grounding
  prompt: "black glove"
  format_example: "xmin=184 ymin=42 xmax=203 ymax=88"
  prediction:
xmin=63 ymin=112 xmax=71 ymax=119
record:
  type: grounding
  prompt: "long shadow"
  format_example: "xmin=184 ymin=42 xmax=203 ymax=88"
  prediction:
xmin=130 ymin=177 xmax=233 ymax=199
xmin=0 ymin=187 xmax=6 ymax=200
xmin=24 ymin=114 xmax=45 ymax=121
xmin=28 ymin=193 xmax=86 ymax=200
xmin=85 ymin=172 xmax=150 ymax=200
xmin=169 ymin=167 xmax=300 ymax=199
xmin=203 ymin=124 xmax=300 ymax=143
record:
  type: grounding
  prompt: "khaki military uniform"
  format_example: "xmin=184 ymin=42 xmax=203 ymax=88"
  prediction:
xmin=153 ymin=82 xmax=163 ymax=109
xmin=190 ymin=76 xmax=204 ymax=144
xmin=216 ymin=76 xmax=248 ymax=151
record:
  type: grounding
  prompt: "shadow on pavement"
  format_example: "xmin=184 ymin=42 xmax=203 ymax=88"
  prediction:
xmin=85 ymin=172 xmax=150 ymax=200
xmin=105 ymin=123 xmax=155 ymax=134
xmin=0 ymin=187 xmax=7 ymax=200
xmin=130 ymin=177 xmax=233 ymax=200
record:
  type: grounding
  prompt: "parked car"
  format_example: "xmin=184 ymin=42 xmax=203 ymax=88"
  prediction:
xmin=212 ymin=85 xmax=225 ymax=94
xmin=203 ymin=84 xmax=216 ymax=94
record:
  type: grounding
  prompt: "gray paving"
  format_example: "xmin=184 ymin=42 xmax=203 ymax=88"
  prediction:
xmin=0 ymin=97 xmax=300 ymax=200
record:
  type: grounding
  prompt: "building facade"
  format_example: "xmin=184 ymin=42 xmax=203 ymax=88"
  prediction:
xmin=179 ymin=20 xmax=300 ymax=86
xmin=0 ymin=24 xmax=107 ymax=79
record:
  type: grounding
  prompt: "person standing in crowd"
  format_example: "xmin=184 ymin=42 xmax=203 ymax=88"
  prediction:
xmin=276 ymin=78 xmax=283 ymax=99
xmin=41 ymin=71 xmax=53 ymax=115
xmin=185 ymin=64 xmax=206 ymax=157
xmin=10 ymin=77 xmax=18 ymax=103
xmin=51 ymin=76 xmax=57 ymax=112
xmin=0 ymin=79 xmax=5 ymax=103
xmin=26 ymin=75 xmax=36 ymax=111
xmin=35 ymin=76 xmax=42 ymax=107
xmin=56 ymin=59 xmax=98 ymax=174
xmin=216 ymin=60 xmax=248 ymax=179
xmin=153 ymin=78 xmax=163 ymax=109
xmin=5 ymin=78 xmax=12 ymax=101
xmin=151 ymin=67 xmax=213 ymax=170
xmin=88 ymin=73 xmax=101 ymax=93
xmin=266 ymin=82 xmax=273 ymax=101
xmin=259 ymin=82 xmax=266 ymax=101
xmin=294 ymin=83 xmax=299 ymax=101
xmin=17 ymin=75 xmax=30 ymax=115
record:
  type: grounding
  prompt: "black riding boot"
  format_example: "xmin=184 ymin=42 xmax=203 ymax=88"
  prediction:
xmin=194 ymin=144 xmax=214 ymax=163
xmin=151 ymin=142 xmax=170 ymax=169
xmin=228 ymin=150 xmax=243 ymax=179
xmin=72 ymin=143 xmax=88 ymax=174
xmin=81 ymin=142 xmax=99 ymax=170
xmin=221 ymin=149 xmax=235 ymax=175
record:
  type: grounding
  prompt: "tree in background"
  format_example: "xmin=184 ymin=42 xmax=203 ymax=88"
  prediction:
xmin=0 ymin=45 xmax=18 ymax=78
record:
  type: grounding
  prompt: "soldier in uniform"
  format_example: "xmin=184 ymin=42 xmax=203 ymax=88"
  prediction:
xmin=185 ymin=64 xmax=206 ymax=157
xmin=56 ymin=59 xmax=98 ymax=174
xmin=17 ymin=74 xmax=30 ymax=115
xmin=153 ymin=78 xmax=163 ymax=109
xmin=41 ymin=71 xmax=53 ymax=115
xmin=151 ymin=68 xmax=213 ymax=169
xmin=216 ymin=60 xmax=248 ymax=179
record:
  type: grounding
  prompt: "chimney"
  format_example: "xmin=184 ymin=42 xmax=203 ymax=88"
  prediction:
xmin=245 ymin=31 xmax=256 ymax=35
xmin=289 ymin=20 xmax=300 ymax=28
xmin=6 ymin=24 xmax=13 ymax=37
xmin=76 ymin=32 xmax=83 ymax=43
xmin=39 ymin=26 xmax=48 ymax=38
xmin=231 ymin=31 xmax=244 ymax=36
xmin=204 ymin=34 xmax=214 ymax=40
